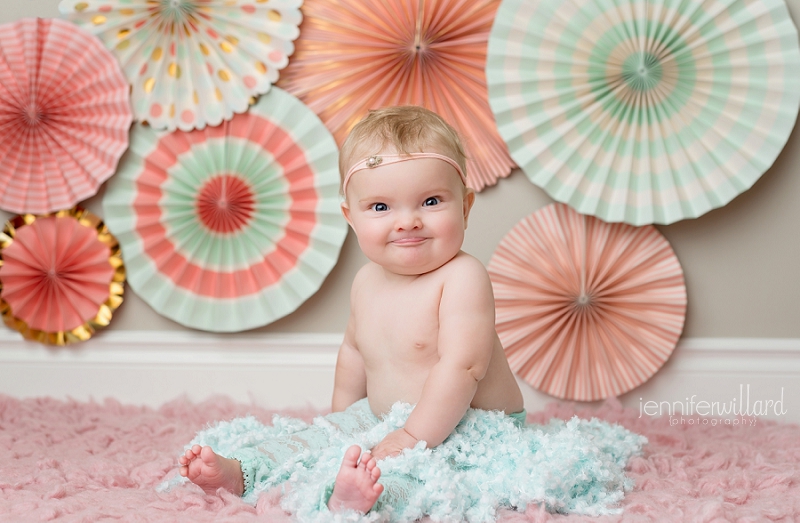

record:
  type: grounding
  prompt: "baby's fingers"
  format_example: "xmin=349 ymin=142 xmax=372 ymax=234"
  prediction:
xmin=370 ymin=444 xmax=389 ymax=461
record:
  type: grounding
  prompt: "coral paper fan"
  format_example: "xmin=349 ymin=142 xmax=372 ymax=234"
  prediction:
xmin=0 ymin=208 xmax=125 ymax=346
xmin=0 ymin=18 xmax=132 ymax=215
xmin=60 ymin=0 xmax=302 ymax=132
xmin=486 ymin=0 xmax=800 ymax=225
xmin=102 ymin=87 xmax=347 ymax=332
xmin=488 ymin=204 xmax=686 ymax=401
xmin=278 ymin=0 xmax=514 ymax=192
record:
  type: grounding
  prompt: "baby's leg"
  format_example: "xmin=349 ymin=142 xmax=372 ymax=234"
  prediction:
xmin=185 ymin=399 xmax=380 ymax=499
xmin=327 ymin=446 xmax=383 ymax=513
xmin=179 ymin=444 xmax=244 ymax=496
xmin=370 ymin=472 xmax=421 ymax=515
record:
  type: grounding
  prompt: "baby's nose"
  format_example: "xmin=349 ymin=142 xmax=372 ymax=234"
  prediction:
xmin=395 ymin=210 xmax=422 ymax=230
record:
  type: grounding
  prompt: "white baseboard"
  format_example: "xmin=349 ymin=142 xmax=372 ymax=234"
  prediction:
xmin=0 ymin=330 xmax=340 ymax=410
xmin=1 ymin=330 xmax=798 ymax=423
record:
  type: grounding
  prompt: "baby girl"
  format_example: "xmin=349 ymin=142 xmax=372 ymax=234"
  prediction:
xmin=175 ymin=106 xmax=644 ymax=521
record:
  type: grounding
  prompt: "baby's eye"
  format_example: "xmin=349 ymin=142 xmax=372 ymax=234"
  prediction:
xmin=371 ymin=203 xmax=388 ymax=212
xmin=423 ymin=197 xmax=440 ymax=206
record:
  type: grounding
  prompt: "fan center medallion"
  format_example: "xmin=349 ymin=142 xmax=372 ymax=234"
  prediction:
xmin=196 ymin=175 xmax=256 ymax=234
xmin=23 ymin=102 xmax=45 ymax=126
xmin=622 ymin=52 xmax=663 ymax=92
xmin=573 ymin=292 xmax=595 ymax=311
xmin=158 ymin=0 xmax=196 ymax=23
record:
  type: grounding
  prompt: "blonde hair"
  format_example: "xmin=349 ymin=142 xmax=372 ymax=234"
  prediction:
xmin=339 ymin=106 xmax=467 ymax=190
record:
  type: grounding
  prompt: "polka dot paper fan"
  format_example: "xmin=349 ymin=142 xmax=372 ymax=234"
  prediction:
xmin=60 ymin=0 xmax=302 ymax=131
xmin=488 ymin=203 xmax=687 ymax=401
xmin=102 ymin=87 xmax=347 ymax=332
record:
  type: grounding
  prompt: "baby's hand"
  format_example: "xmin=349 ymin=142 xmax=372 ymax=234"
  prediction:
xmin=370 ymin=428 xmax=419 ymax=461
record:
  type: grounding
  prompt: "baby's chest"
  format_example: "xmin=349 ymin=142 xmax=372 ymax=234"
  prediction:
xmin=355 ymin=287 xmax=441 ymax=349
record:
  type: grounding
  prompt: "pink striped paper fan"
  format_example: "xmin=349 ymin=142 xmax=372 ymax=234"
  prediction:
xmin=0 ymin=18 xmax=132 ymax=215
xmin=488 ymin=204 xmax=686 ymax=401
xmin=0 ymin=208 xmax=125 ymax=345
xmin=278 ymin=0 xmax=514 ymax=192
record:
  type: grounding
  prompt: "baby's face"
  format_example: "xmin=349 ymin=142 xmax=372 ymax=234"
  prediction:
xmin=342 ymin=155 xmax=474 ymax=276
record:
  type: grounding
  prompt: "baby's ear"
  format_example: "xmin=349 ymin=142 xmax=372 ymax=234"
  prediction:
xmin=341 ymin=201 xmax=354 ymax=228
xmin=462 ymin=189 xmax=476 ymax=228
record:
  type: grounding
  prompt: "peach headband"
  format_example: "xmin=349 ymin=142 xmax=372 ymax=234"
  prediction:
xmin=342 ymin=153 xmax=467 ymax=195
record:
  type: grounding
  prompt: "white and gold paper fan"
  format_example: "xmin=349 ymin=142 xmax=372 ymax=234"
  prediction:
xmin=60 ymin=0 xmax=302 ymax=131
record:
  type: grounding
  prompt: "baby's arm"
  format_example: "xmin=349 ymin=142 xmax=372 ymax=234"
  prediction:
xmin=332 ymin=314 xmax=367 ymax=412
xmin=332 ymin=270 xmax=368 ymax=412
xmin=372 ymin=256 xmax=495 ymax=458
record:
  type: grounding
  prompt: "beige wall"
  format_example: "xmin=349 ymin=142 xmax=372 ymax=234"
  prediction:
xmin=2 ymin=0 xmax=799 ymax=339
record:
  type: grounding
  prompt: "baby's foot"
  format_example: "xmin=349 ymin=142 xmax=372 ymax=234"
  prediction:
xmin=178 ymin=444 xmax=244 ymax=496
xmin=327 ymin=445 xmax=384 ymax=513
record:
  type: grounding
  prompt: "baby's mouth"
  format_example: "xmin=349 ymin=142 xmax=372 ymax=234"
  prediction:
xmin=391 ymin=237 xmax=428 ymax=245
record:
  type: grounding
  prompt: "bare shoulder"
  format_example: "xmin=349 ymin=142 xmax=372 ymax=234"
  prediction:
xmin=440 ymin=252 xmax=493 ymax=297
xmin=441 ymin=252 xmax=491 ymax=283
xmin=350 ymin=262 xmax=381 ymax=296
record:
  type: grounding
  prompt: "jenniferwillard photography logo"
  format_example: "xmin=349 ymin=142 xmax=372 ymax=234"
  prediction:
xmin=639 ymin=385 xmax=787 ymax=427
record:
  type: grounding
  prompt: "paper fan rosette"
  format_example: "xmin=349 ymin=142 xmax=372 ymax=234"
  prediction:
xmin=488 ymin=204 xmax=686 ymax=401
xmin=0 ymin=208 xmax=125 ymax=346
xmin=278 ymin=0 xmax=514 ymax=191
xmin=102 ymin=87 xmax=346 ymax=332
xmin=60 ymin=0 xmax=302 ymax=131
xmin=0 ymin=17 xmax=132 ymax=215
xmin=487 ymin=0 xmax=800 ymax=225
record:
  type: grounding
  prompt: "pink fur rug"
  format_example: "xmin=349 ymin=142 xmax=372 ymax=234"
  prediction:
xmin=1 ymin=395 xmax=798 ymax=522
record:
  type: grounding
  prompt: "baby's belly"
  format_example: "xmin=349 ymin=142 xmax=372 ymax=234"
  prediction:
xmin=364 ymin=367 xmax=429 ymax=416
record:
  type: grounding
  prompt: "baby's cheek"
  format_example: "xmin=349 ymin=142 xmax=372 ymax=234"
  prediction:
xmin=356 ymin=230 xmax=388 ymax=261
xmin=442 ymin=219 xmax=466 ymax=244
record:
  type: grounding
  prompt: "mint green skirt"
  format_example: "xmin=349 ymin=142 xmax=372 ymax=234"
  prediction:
xmin=181 ymin=399 xmax=645 ymax=522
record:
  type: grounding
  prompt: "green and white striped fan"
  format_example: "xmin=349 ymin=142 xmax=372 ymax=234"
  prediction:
xmin=487 ymin=0 xmax=800 ymax=225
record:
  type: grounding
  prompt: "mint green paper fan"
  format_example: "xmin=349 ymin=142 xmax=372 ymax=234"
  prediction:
xmin=487 ymin=0 xmax=800 ymax=225
xmin=102 ymin=87 xmax=346 ymax=332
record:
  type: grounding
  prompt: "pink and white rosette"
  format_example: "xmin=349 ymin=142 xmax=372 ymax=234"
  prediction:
xmin=488 ymin=203 xmax=687 ymax=401
xmin=0 ymin=18 xmax=131 ymax=214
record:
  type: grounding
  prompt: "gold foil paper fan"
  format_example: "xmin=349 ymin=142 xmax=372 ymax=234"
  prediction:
xmin=0 ymin=208 xmax=125 ymax=345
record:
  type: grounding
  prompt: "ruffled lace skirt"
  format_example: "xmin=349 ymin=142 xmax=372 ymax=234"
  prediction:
xmin=170 ymin=399 xmax=646 ymax=522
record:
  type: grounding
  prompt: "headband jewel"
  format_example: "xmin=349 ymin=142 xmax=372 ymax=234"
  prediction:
xmin=342 ymin=153 xmax=466 ymax=195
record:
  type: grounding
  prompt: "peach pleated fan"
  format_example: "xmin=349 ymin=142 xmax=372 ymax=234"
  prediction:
xmin=278 ymin=0 xmax=514 ymax=192
xmin=0 ymin=18 xmax=132 ymax=215
xmin=488 ymin=204 xmax=687 ymax=401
